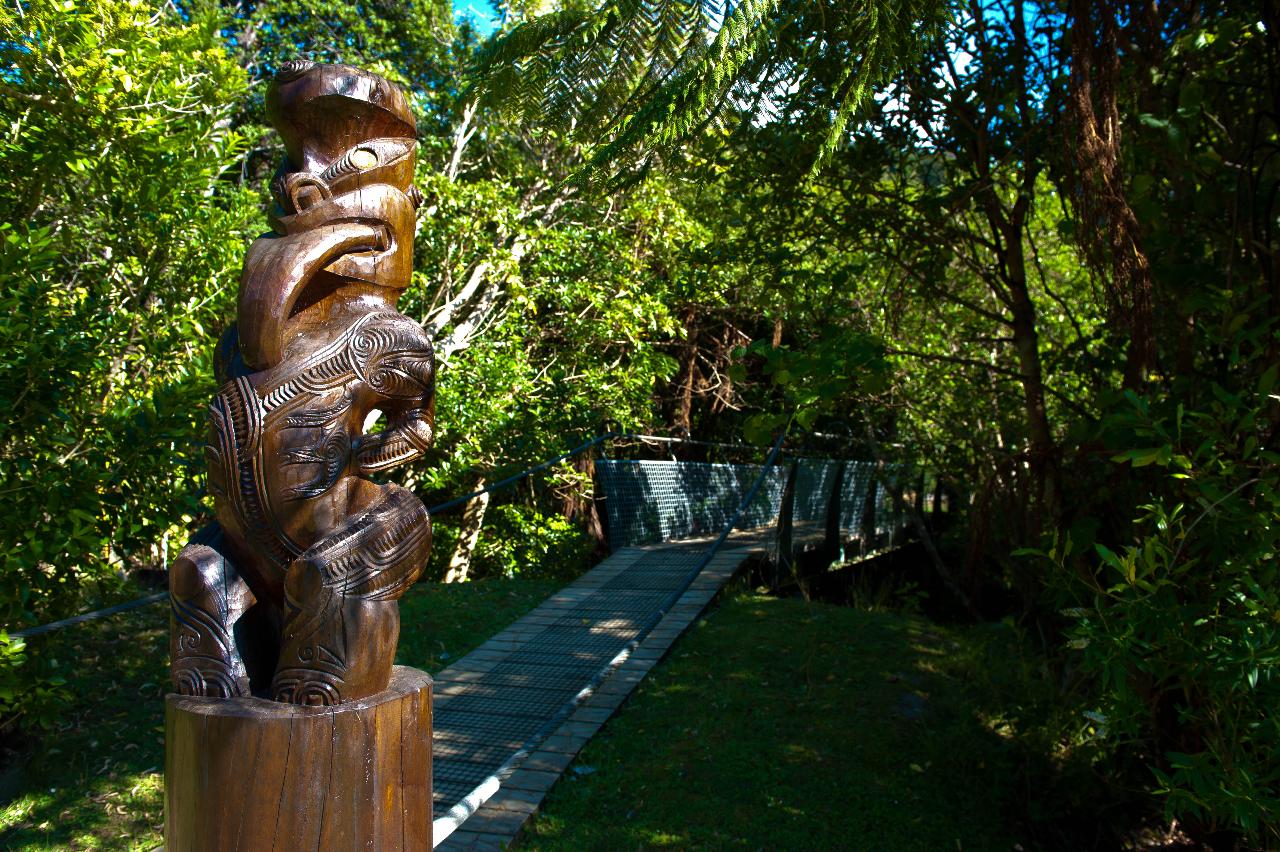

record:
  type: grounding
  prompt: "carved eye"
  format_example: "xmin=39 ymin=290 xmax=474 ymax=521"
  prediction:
xmin=319 ymin=147 xmax=383 ymax=184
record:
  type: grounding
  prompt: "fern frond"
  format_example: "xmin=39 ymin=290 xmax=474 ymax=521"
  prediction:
xmin=468 ymin=0 xmax=950 ymax=187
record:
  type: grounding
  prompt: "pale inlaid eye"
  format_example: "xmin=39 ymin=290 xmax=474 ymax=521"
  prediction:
xmin=351 ymin=148 xmax=378 ymax=170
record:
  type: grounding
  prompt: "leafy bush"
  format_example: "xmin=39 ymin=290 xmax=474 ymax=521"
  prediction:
xmin=0 ymin=632 xmax=69 ymax=734
xmin=0 ymin=0 xmax=261 ymax=730
xmin=0 ymin=0 xmax=261 ymax=627
xmin=1045 ymin=379 xmax=1280 ymax=843
xmin=475 ymin=503 xmax=596 ymax=582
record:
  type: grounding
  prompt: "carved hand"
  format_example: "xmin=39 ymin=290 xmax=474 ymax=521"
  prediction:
xmin=355 ymin=405 xmax=434 ymax=476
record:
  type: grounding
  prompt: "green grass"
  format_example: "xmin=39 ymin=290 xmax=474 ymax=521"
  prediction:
xmin=524 ymin=591 xmax=1085 ymax=851
xmin=1 ymin=575 xmax=1097 ymax=850
xmin=0 ymin=576 xmax=562 ymax=851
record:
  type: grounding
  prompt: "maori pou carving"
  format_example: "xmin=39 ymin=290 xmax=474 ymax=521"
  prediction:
xmin=170 ymin=62 xmax=434 ymax=706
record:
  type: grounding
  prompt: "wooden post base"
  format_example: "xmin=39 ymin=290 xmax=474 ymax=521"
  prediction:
xmin=165 ymin=666 xmax=432 ymax=851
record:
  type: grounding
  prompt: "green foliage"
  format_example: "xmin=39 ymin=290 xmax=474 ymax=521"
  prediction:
xmin=0 ymin=0 xmax=260 ymax=728
xmin=1029 ymin=6 xmax=1280 ymax=841
xmin=0 ymin=0 xmax=259 ymax=625
xmin=469 ymin=0 xmax=950 ymax=185
xmin=1043 ymin=382 xmax=1280 ymax=841
xmin=0 ymin=633 xmax=69 ymax=734
xmin=403 ymin=167 xmax=687 ymax=486
xmin=474 ymin=503 xmax=595 ymax=581
xmin=733 ymin=328 xmax=888 ymax=442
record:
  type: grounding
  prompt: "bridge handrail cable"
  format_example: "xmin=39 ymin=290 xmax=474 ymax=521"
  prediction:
xmin=8 ymin=429 xmax=714 ymax=639
xmin=9 ymin=428 xmax=864 ymax=639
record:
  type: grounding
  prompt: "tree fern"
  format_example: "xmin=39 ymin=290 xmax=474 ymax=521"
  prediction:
xmin=467 ymin=0 xmax=949 ymax=187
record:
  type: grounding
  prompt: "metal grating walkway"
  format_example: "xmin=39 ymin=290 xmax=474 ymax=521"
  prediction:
xmin=430 ymin=539 xmax=766 ymax=849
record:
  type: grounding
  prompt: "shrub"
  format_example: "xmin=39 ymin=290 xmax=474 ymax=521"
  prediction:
xmin=475 ymin=503 xmax=596 ymax=582
xmin=0 ymin=632 xmax=69 ymax=734
xmin=0 ymin=0 xmax=261 ymax=627
xmin=1046 ymin=381 xmax=1280 ymax=843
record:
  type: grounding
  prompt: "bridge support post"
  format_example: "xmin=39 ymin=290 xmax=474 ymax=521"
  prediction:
xmin=821 ymin=460 xmax=847 ymax=566
xmin=772 ymin=462 xmax=798 ymax=591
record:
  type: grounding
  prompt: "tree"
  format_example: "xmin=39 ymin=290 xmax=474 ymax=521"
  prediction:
xmin=0 ymin=0 xmax=260 ymax=624
xmin=468 ymin=0 xmax=1280 ymax=840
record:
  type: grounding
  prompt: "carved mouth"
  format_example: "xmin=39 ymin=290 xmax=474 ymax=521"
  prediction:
xmin=238 ymin=218 xmax=393 ymax=370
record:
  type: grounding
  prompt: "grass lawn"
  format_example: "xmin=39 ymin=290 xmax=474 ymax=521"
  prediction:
xmin=0 ymin=576 xmax=563 ymax=851
xmin=1 ymin=572 xmax=1096 ymax=850
xmin=524 ymin=591 xmax=1084 ymax=851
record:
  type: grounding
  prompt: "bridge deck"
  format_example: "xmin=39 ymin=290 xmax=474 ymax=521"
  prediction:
xmin=431 ymin=539 xmax=766 ymax=849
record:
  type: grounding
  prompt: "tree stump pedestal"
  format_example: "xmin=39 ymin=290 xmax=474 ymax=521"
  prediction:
xmin=164 ymin=666 xmax=432 ymax=851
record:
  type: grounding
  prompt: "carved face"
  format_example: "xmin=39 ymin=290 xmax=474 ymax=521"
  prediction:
xmin=238 ymin=62 xmax=422 ymax=371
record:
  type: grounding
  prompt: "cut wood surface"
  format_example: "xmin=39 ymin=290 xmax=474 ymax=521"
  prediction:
xmin=164 ymin=665 xmax=432 ymax=852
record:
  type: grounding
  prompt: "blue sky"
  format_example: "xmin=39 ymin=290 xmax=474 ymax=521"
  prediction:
xmin=453 ymin=0 xmax=500 ymax=36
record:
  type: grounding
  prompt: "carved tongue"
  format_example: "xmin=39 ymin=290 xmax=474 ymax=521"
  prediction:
xmin=238 ymin=222 xmax=384 ymax=370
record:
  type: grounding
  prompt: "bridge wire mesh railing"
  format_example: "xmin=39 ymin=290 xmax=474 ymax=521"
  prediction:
xmin=594 ymin=451 xmax=930 ymax=570
xmin=594 ymin=459 xmax=789 ymax=551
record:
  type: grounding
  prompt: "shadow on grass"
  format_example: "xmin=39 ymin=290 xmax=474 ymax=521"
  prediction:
xmin=0 ymin=606 xmax=170 ymax=851
xmin=0 ymin=575 xmax=564 ymax=850
xmin=524 ymin=592 xmax=1108 ymax=851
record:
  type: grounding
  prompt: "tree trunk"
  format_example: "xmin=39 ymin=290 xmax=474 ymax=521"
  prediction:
xmin=1010 ymin=296 xmax=1056 ymax=524
xmin=444 ymin=480 xmax=489 ymax=583
xmin=1005 ymin=228 xmax=1059 ymax=536
xmin=560 ymin=452 xmax=608 ymax=555
xmin=1066 ymin=0 xmax=1156 ymax=387
xmin=674 ymin=307 xmax=698 ymax=434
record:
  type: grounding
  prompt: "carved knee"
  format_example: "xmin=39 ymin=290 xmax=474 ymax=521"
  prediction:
xmin=169 ymin=526 xmax=255 ymax=698
xmin=272 ymin=598 xmax=399 ymax=705
xmin=270 ymin=487 xmax=430 ymax=705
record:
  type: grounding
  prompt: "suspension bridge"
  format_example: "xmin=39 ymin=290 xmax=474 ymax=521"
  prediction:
xmin=12 ymin=433 xmax=942 ymax=849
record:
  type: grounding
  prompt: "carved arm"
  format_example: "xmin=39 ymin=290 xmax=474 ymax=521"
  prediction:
xmin=355 ymin=400 xmax=434 ymax=475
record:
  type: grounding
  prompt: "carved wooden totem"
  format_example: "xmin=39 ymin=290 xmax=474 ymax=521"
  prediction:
xmin=169 ymin=61 xmax=434 ymax=707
